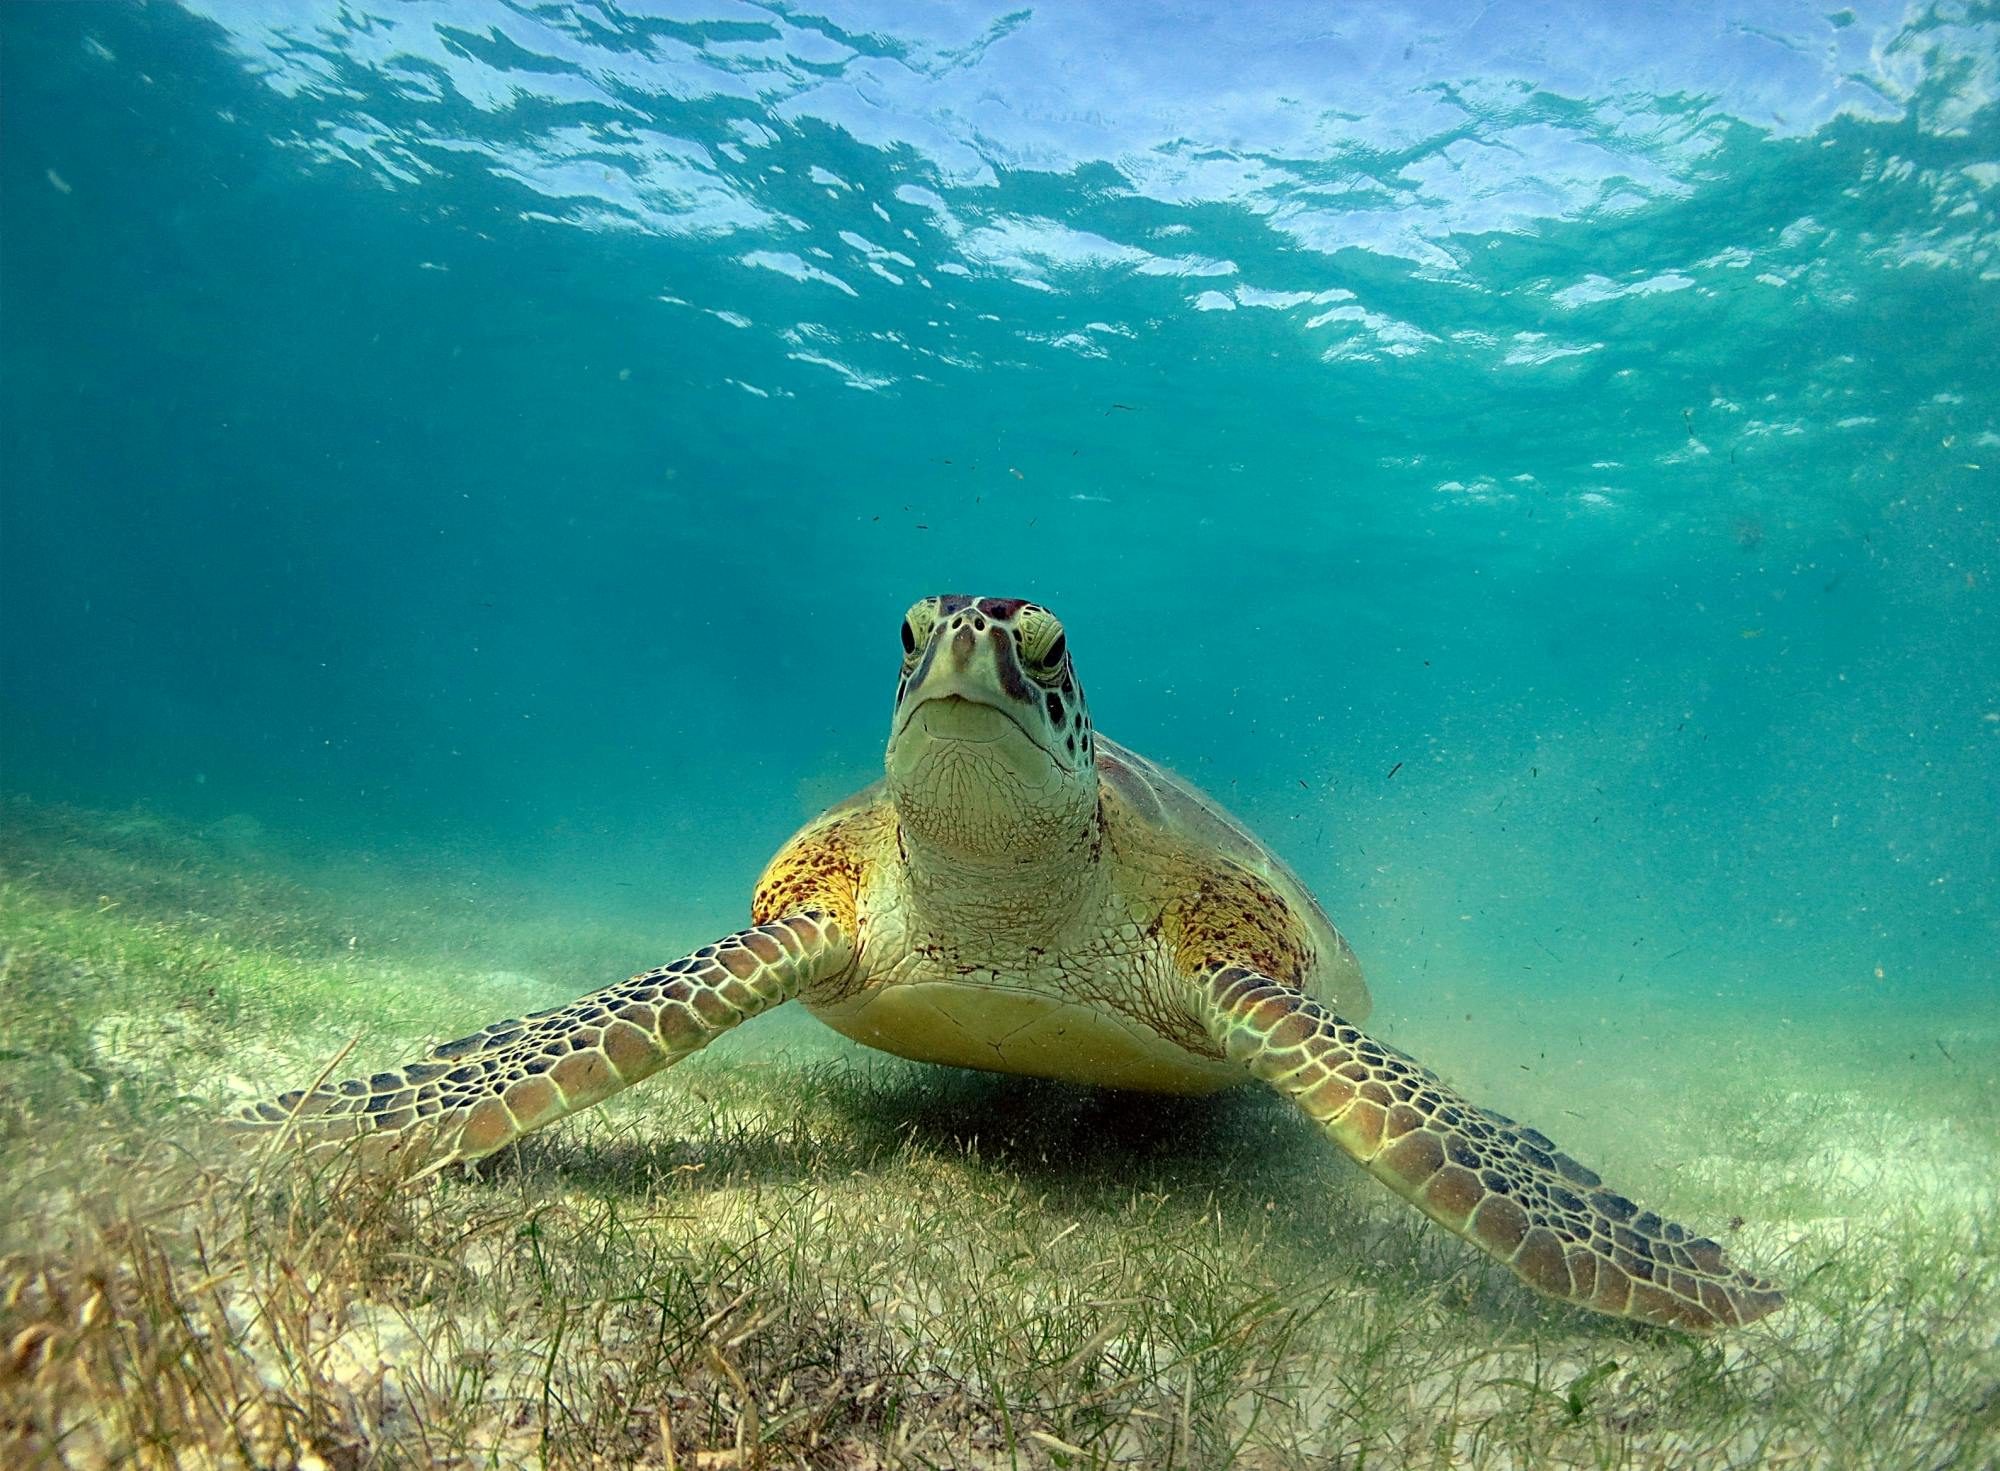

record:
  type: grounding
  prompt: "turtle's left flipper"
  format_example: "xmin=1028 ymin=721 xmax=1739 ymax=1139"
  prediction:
xmin=1191 ymin=962 xmax=1784 ymax=1332
xmin=236 ymin=911 xmax=852 ymax=1171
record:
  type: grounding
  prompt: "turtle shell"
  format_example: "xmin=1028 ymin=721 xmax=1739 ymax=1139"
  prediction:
xmin=1095 ymin=736 xmax=1371 ymax=1024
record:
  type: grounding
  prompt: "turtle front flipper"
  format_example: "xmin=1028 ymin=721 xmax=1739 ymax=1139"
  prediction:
xmin=236 ymin=911 xmax=853 ymax=1170
xmin=1191 ymin=962 xmax=1784 ymax=1332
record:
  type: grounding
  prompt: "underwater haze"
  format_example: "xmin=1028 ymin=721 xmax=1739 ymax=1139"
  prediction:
xmin=5 ymin=0 xmax=1999 ymax=1007
xmin=2 ymin=2 xmax=1998 ymax=1467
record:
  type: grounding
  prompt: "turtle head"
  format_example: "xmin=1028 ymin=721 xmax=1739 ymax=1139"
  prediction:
xmin=885 ymin=595 xmax=1098 ymax=863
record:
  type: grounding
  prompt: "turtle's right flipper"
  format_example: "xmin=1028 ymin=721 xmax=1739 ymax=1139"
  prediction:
xmin=235 ymin=911 xmax=853 ymax=1170
xmin=1191 ymin=962 xmax=1784 ymax=1332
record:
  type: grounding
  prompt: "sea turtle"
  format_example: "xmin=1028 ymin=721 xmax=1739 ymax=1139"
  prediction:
xmin=241 ymin=595 xmax=1783 ymax=1332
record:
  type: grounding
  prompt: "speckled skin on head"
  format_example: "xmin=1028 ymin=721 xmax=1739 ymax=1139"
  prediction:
xmin=239 ymin=593 xmax=1783 ymax=1332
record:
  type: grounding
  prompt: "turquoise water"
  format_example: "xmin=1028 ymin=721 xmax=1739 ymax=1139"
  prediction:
xmin=3 ymin=0 xmax=1995 ymax=1028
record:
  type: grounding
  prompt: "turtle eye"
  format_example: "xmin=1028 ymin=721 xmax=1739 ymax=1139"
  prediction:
xmin=899 ymin=601 xmax=937 ymax=665
xmin=1026 ymin=629 xmax=1067 ymax=680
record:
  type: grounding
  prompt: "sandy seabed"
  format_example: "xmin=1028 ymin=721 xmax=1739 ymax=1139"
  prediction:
xmin=2 ymin=798 xmax=1993 ymax=1469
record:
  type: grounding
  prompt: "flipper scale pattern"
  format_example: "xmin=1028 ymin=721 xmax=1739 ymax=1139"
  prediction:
xmin=1197 ymin=961 xmax=1784 ymax=1331
xmin=236 ymin=912 xmax=850 ymax=1168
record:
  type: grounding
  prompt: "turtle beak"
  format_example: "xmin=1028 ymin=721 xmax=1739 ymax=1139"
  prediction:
xmin=892 ymin=614 xmax=1058 ymax=763
xmin=884 ymin=598 xmax=1097 ymax=862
